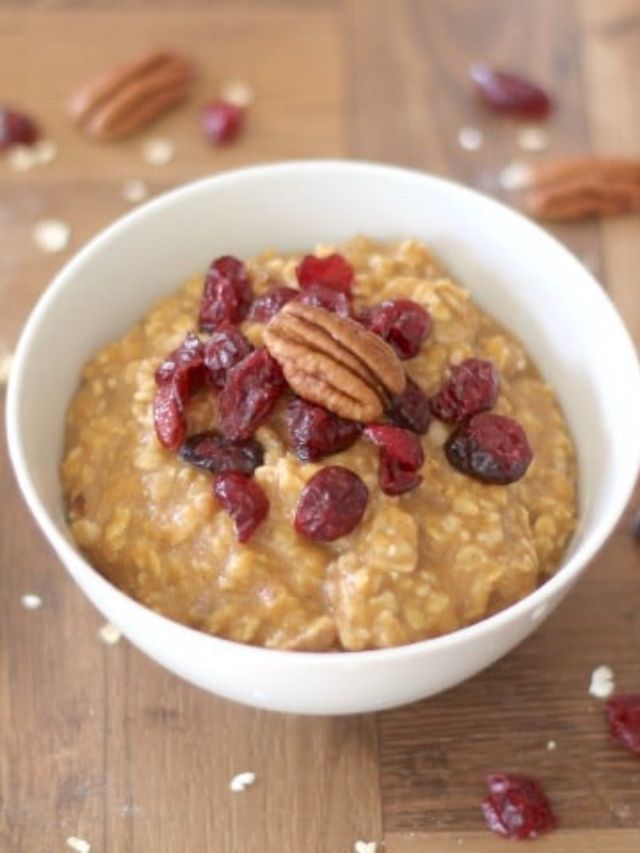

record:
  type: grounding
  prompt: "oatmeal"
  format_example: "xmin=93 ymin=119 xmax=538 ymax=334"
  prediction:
xmin=61 ymin=238 xmax=577 ymax=651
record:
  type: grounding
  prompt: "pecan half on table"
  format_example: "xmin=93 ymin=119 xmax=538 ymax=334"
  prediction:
xmin=68 ymin=49 xmax=194 ymax=140
xmin=264 ymin=301 xmax=406 ymax=422
xmin=520 ymin=157 xmax=640 ymax=221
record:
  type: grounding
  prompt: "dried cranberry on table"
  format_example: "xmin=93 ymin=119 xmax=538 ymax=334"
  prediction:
xmin=387 ymin=377 xmax=432 ymax=434
xmin=179 ymin=431 xmax=264 ymax=476
xmin=203 ymin=323 xmax=253 ymax=389
xmin=482 ymin=773 xmax=557 ymax=839
xmin=295 ymin=466 xmax=369 ymax=541
xmin=0 ymin=107 xmax=39 ymax=150
xmin=295 ymin=283 xmax=354 ymax=318
xmin=155 ymin=331 xmax=207 ymax=400
xmin=365 ymin=424 xmax=424 ymax=496
xmin=605 ymin=694 xmax=640 ymax=756
xmin=218 ymin=348 xmax=287 ymax=441
xmin=445 ymin=412 xmax=533 ymax=484
xmin=296 ymin=253 xmax=354 ymax=295
xmin=153 ymin=384 xmax=186 ymax=451
xmin=470 ymin=63 xmax=553 ymax=119
xmin=202 ymin=100 xmax=245 ymax=145
xmin=286 ymin=398 xmax=362 ymax=462
xmin=213 ymin=471 xmax=269 ymax=543
xmin=430 ymin=358 xmax=499 ymax=423
xmin=199 ymin=255 xmax=252 ymax=332
xmin=363 ymin=299 xmax=431 ymax=359
xmin=249 ymin=286 xmax=299 ymax=323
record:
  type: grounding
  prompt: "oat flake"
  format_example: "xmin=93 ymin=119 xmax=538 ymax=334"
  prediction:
xmin=220 ymin=79 xmax=255 ymax=108
xmin=122 ymin=179 xmax=149 ymax=204
xmin=34 ymin=139 xmax=58 ymax=165
xmin=229 ymin=771 xmax=256 ymax=792
xmin=33 ymin=219 xmax=70 ymax=254
xmin=66 ymin=838 xmax=91 ymax=853
xmin=7 ymin=144 xmax=39 ymax=172
xmin=141 ymin=137 xmax=175 ymax=166
xmin=589 ymin=665 xmax=615 ymax=699
xmin=99 ymin=622 xmax=122 ymax=644
xmin=21 ymin=593 xmax=42 ymax=610
xmin=499 ymin=160 xmax=532 ymax=191
xmin=354 ymin=842 xmax=378 ymax=853
xmin=517 ymin=126 xmax=549 ymax=152
xmin=457 ymin=126 xmax=484 ymax=152
xmin=546 ymin=739 xmax=557 ymax=751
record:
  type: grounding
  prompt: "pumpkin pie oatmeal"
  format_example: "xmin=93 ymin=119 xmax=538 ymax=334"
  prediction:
xmin=61 ymin=237 xmax=577 ymax=651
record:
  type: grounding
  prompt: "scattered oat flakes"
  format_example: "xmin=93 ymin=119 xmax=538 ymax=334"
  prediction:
xmin=457 ymin=126 xmax=484 ymax=152
xmin=499 ymin=160 xmax=531 ymax=191
xmin=20 ymin=593 xmax=42 ymax=610
xmin=229 ymin=771 xmax=256 ymax=792
xmin=141 ymin=137 xmax=175 ymax=166
xmin=546 ymin=739 xmax=557 ymax=751
xmin=34 ymin=139 xmax=58 ymax=165
xmin=354 ymin=842 xmax=378 ymax=853
xmin=7 ymin=144 xmax=39 ymax=172
xmin=66 ymin=838 xmax=91 ymax=853
xmin=220 ymin=79 xmax=255 ymax=108
xmin=33 ymin=219 xmax=70 ymax=254
xmin=517 ymin=125 xmax=549 ymax=152
xmin=0 ymin=350 xmax=13 ymax=386
xmin=99 ymin=622 xmax=122 ymax=644
xmin=589 ymin=664 xmax=615 ymax=699
xmin=122 ymin=178 xmax=149 ymax=204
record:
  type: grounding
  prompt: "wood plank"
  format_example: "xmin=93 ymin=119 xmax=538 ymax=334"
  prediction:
xmin=345 ymin=0 xmax=640 ymax=840
xmin=579 ymin=0 xmax=640 ymax=341
xmin=387 ymin=829 xmax=640 ymax=852
xmin=0 ymin=7 xmax=383 ymax=852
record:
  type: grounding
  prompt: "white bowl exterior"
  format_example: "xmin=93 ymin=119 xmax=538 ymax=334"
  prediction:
xmin=7 ymin=161 xmax=640 ymax=714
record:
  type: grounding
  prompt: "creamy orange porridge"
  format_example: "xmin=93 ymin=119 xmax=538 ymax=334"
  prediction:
xmin=61 ymin=238 xmax=577 ymax=651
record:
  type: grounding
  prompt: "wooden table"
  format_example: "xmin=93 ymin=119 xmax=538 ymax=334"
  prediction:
xmin=1 ymin=2 xmax=639 ymax=851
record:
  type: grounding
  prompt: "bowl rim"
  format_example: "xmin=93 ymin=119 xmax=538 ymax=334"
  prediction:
xmin=6 ymin=157 xmax=640 ymax=666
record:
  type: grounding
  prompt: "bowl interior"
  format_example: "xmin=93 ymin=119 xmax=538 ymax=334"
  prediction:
xmin=8 ymin=161 xmax=640 ymax=628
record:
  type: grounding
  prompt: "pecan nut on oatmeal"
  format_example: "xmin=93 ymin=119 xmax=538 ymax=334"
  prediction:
xmin=62 ymin=238 xmax=577 ymax=651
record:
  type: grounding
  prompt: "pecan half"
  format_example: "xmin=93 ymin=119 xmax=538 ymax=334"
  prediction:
xmin=264 ymin=302 xmax=406 ymax=422
xmin=68 ymin=49 xmax=194 ymax=140
xmin=518 ymin=157 xmax=640 ymax=221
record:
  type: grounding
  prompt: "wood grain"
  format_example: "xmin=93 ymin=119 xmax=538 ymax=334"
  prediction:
xmin=1 ymin=0 xmax=640 ymax=851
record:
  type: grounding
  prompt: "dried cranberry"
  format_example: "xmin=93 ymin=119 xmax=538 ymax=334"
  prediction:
xmin=202 ymin=100 xmax=245 ymax=145
xmin=218 ymin=348 xmax=287 ymax=441
xmin=213 ymin=471 xmax=268 ymax=543
xmin=155 ymin=332 xmax=207 ymax=401
xmin=286 ymin=398 xmax=362 ymax=462
xmin=378 ymin=452 xmax=423 ymax=496
xmin=430 ymin=358 xmax=499 ymax=424
xmin=365 ymin=424 xmax=424 ymax=496
xmin=296 ymin=253 xmax=354 ymax=295
xmin=364 ymin=424 xmax=424 ymax=470
xmin=445 ymin=413 xmax=533 ymax=484
xmin=153 ymin=384 xmax=186 ymax=451
xmin=296 ymin=284 xmax=354 ymax=317
xmin=199 ymin=255 xmax=252 ymax=332
xmin=249 ymin=286 xmax=298 ymax=323
xmin=0 ymin=107 xmax=39 ymax=150
xmin=470 ymin=63 xmax=553 ymax=119
xmin=605 ymin=694 xmax=640 ymax=756
xmin=203 ymin=324 xmax=253 ymax=389
xmin=482 ymin=773 xmax=557 ymax=839
xmin=179 ymin=431 xmax=264 ymax=476
xmin=364 ymin=299 xmax=431 ymax=359
xmin=295 ymin=466 xmax=368 ymax=541
xmin=387 ymin=377 xmax=432 ymax=434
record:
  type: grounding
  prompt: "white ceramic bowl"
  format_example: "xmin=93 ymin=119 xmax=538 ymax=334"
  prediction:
xmin=7 ymin=161 xmax=640 ymax=715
